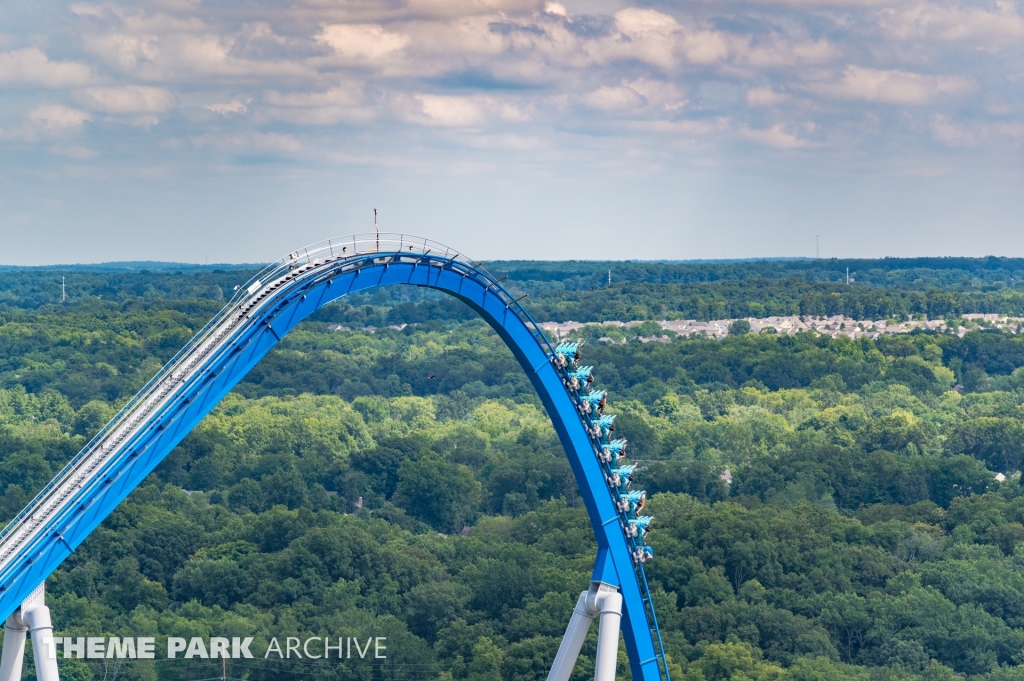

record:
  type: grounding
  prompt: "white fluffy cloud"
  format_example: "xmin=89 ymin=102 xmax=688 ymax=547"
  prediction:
xmin=77 ymin=86 xmax=176 ymax=114
xmin=610 ymin=9 xmax=683 ymax=69
xmin=739 ymin=123 xmax=813 ymax=148
xmin=403 ymin=0 xmax=543 ymax=18
xmin=880 ymin=0 xmax=1024 ymax=45
xmin=26 ymin=105 xmax=91 ymax=131
xmin=0 ymin=49 xmax=92 ymax=87
xmin=582 ymin=85 xmax=646 ymax=111
xmin=413 ymin=94 xmax=485 ymax=126
xmin=316 ymin=24 xmax=411 ymax=61
xmin=747 ymin=87 xmax=790 ymax=106
xmin=204 ymin=100 xmax=248 ymax=115
xmin=811 ymin=65 xmax=975 ymax=104
xmin=1 ymin=105 xmax=90 ymax=141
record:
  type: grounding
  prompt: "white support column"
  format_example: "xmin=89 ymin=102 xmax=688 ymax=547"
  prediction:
xmin=546 ymin=591 xmax=597 ymax=681
xmin=24 ymin=585 xmax=60 ymax=681
xmin=592 ymin=589 xmax=622 ymax=681
xmin=0 ymin=585 xmax=60 ymax=681
xmin=0 ymin=611 xmax=28 ymax=681
xmin=546 ymin=583 xmax=623 ymax=681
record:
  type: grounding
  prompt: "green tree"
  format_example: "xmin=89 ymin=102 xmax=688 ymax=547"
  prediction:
xmin=467 ymin=636 xmax=503 ymax=681
xmin=393 ymin=453 xmax=482 ymax=533
xmin=729 ymin=320 xmax=752 ymax=336
xmin=946 ymin=417 xmax=1024 ymax=473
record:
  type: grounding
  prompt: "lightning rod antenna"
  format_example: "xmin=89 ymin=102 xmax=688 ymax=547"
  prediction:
xmin=374 ymin=208 xmax=379 ymax=252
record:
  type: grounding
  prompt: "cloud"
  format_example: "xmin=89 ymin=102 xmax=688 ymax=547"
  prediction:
xmin=204 ymin=100 xmax=248 ymax=115
xmin=458 ymin=132 xmax=545 ymax=150
xmin=397 ymin=15 xmax=506 ymax=66
xmin=606 ymin=8 xmax=683 ymax=69
xmin=679 ymin=29 xmax=732 ymax=65
xmin=77 ymin=86 xmax=177 ymax=114
xmin=413 ymin=94 xmax=484 ymax=125
xmin=403 ymin=0 xmax=543 ymax=17
xmin=27 ymin=105 xmax=91 ymax=132
xmin=82 ymin=33 xmax=158 ymax=71
xmin=263 ymin=85 xmax=369 ymax=124
xmin=735 ymin=38 xmax=836 ymax=67
xmin=0 ymin=49 xmax=92 ymax=87
xmin=993 ymin=122 xmax=1024 ymax=140
xmin=811 ymin=66 xmax=975 ymax=104
xmin=628 ymin=79 xmax=686 ymax=110
xmin=1 ymin=0 xmax=1018 ymax=172
xmin=80 ymin=15 xmax=312 ymax=81
xmin=928 ymin=117 xmax=1024 ymax=147
xmin=930 ymin=114 xmax=976 ymax=146
xmin=1 ymin=105 xmax=90 ymax=141
xmin=263 ymin=88 xmax=362 ymax=108
xmin=739 ymin=123 xmax=813 ymax=148
xmin=316 ymin=24 xmax=410 ymax=61
xmin=747 ymin=87 xmax=790 ymax=106
xmin=733 ymin=0 xmax=892 ymax=6
xmin=582 ymin=85 xmax=646 ymax=110
xmin=880 ymin=1 xmax=1024 ymax=45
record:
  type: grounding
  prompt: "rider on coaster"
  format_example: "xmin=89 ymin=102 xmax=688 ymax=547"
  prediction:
xmin=595 ymin=414 xmax=616 ymax=438
xmin=553 ymin=341 xmax=583 ymax=370
xmin=617 ymin=490 xmax=646 ymax=515
xmin=608 ymin=463 xmax=637 ymax=493
xmin=582 ymin=390 xmax=606 ymax=418
xmin=633 ymin=545 xmax=654 ymax=563
xmin=567 ymin=366 xmax=593 ymax=392
xmin=628 ymin=515 xmax=653 ymax=538
xmin=600 ymin=438 xmax=628 ymax=464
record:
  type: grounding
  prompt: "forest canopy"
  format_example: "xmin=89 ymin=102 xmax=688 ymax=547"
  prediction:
xmin=2 ymin=261 xmax=1024 ymax=681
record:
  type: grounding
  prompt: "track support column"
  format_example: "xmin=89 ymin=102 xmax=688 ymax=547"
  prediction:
xmin=547 ymin=591 xmax=598 ymax=681
xmin=546 ymin=582 xmax=623 ymax=681
xmin=0 ymin=584 xmax=60 ymax=681
xmin=0 ymin=610 xmax=28 ymax=681
xmin=593 ymin=586 xmax=622 ymax=681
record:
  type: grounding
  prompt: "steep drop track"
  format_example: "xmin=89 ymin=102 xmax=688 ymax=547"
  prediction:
xmin=0 ymin=235 xmax=669 ymax=681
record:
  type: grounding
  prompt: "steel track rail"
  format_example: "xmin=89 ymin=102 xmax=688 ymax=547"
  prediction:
xmin=0 ymin=235 xmax=670 ymax=681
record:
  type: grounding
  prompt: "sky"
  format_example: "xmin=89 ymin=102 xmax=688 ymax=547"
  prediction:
xmin=1 ymin=0 xmax=1022 ymax=264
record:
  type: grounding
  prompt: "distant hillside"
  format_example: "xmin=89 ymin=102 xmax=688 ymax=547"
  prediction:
xmin=485 ymin=256 xmax=1024 ymax=292
xmin=0 ymin=261 xmax=259 ymax=272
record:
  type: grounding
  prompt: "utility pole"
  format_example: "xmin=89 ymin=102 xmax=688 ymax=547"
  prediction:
xmin=374 ymin=208 xmax=379 ymax=252
xmin=61 ymin=277 xmax=66 ymax=303
xmin=846 ymin=267 xmax=849 ymax=285
xmin=222 ymin=656 xmax=226 ymax=681
xmin=608 ymin=270 xmax=611 ymax=285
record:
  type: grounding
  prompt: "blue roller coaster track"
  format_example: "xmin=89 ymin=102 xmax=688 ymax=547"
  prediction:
xmin=0 ymin=235 xmax=669 ymax=681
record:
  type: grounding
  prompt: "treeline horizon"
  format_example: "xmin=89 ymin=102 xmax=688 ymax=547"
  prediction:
xmin=5 ymin=256 xmax=1024 ymax=325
